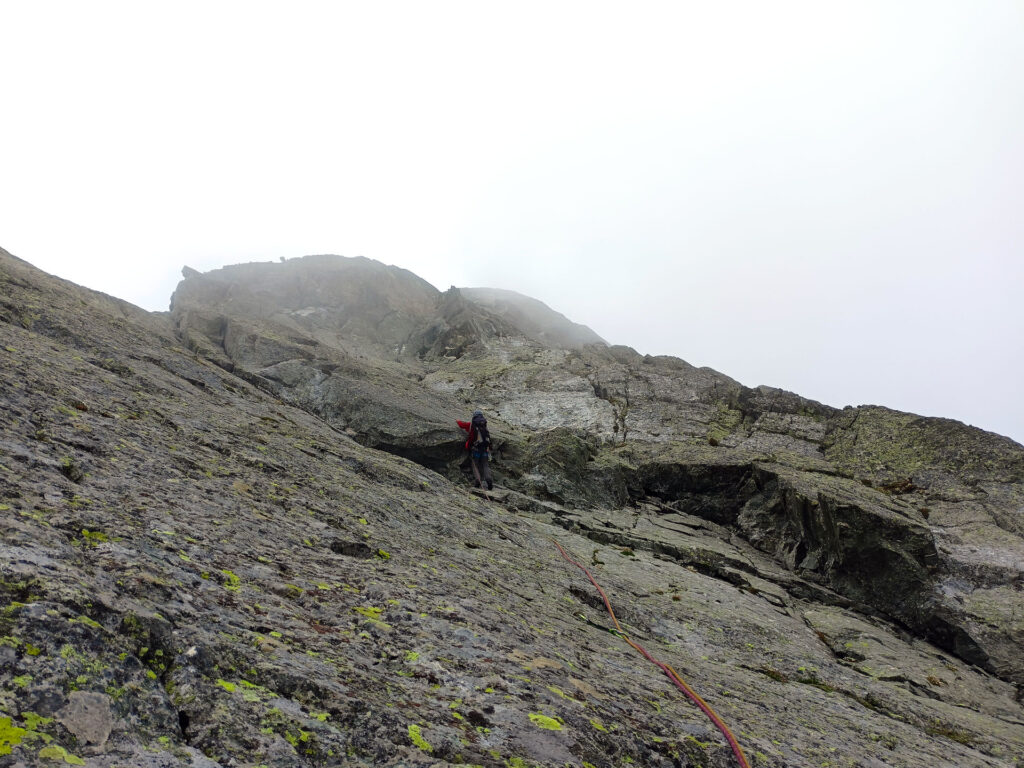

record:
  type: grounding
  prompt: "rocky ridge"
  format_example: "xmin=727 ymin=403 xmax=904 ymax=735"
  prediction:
xmin=1 ymin=249 xmax=1022 ymax=768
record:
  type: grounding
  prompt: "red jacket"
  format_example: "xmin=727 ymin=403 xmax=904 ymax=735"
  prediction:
xmin=456 ymin=419 xmax=488 ymax=452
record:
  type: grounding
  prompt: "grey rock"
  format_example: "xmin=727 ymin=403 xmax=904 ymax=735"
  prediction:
xmin=56 ymin=691 xmax=114 ymax=746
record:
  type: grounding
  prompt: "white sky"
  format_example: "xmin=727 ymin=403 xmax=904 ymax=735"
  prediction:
xmin=2 ymin=1 xmax=1022 ymax=444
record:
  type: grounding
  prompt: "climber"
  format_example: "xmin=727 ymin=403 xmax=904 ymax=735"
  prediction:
xmin=457 ymin=410 xmax=493 ymax=490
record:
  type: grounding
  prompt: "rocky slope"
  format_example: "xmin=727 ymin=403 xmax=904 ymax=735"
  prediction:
xmin=1 ymin=248 xmax=1023 ymax=768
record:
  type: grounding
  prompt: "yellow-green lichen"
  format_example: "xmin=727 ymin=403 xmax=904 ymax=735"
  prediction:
xmin=237 ymin=679 xmax=274 ymax=703
xmin=20 ymin=712 xmax=53 ymax=741
xmin=0 ymin=717 xmax=27 ymax=756
xmin=283 ymin=729 xmax=310 ymax=747
xmin=353 ymin=605 xmax=390 ymax=628
xmin=216 ymin=679 xmax=237 ymax=693
xmin=528 ymin=712 xmax=563 ymax=731
xmin=37 ymin=744 xmax=86 ymax=764
xmin=220 ymin=570 xmax=241 ymax=591
xmin=408 ymin=724 xmax=432 ymax=752
xmin=80 ymin=529 xmax=108 ymax=546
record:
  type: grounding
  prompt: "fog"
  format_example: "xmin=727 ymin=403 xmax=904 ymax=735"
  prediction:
xmin=2 ymin=1 xmax=1021 ymax=443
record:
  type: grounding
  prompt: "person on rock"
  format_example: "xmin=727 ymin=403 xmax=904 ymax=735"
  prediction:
xmin=457 ymin=410 xmax=493 ymax=490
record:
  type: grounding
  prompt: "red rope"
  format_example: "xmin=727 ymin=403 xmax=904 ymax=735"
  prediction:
xmin=551 ymin=538 xmax=751 ymax=768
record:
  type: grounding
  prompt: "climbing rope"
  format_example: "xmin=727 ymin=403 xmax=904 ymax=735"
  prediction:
xmin=551 ymin=538 xmax=751 ymax=768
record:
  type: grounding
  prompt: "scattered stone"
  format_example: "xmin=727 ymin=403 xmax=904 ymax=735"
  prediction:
xmin=329 ymin=540 xmax=374 ymax=558
xmin=55 ymin=692 xmax=114 ymax=747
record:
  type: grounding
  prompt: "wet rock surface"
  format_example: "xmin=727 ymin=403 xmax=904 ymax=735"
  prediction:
xmin=1 ymin=248 xmax=1023 ymax=767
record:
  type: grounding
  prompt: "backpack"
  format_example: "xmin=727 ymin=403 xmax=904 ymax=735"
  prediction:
xmin=471 ymin=415 xmax=490 ymax=452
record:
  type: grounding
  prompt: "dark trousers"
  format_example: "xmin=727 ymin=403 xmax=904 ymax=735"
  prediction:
xmin=470 ymin=453 xmax=492 ymax=487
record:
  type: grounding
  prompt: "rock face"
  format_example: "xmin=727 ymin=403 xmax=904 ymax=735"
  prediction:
xmin=1 ymin=247 xmax=1023 ymax=768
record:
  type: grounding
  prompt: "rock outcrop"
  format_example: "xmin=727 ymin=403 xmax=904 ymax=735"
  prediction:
xmin=1 ymin=248 xmax=1022 ymax=768
xmin=170 ymin=255 xmax=1024 ymax=690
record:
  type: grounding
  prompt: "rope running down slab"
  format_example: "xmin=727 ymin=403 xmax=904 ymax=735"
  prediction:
xmin=551 ymin=537 xmax=751 ymax=768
